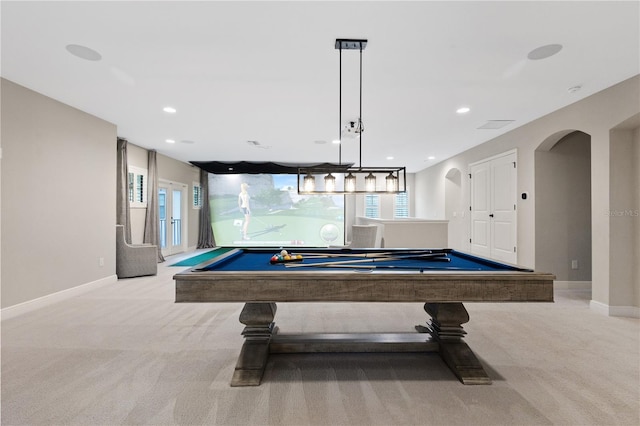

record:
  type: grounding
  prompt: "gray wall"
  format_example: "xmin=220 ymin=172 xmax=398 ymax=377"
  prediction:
xmin=609 ymin=123 xmax=640 ymax=308
xmin=414 ymin=75 xmax=640 ymax=310
xmin=156 ymin=152 xmax=200 ymax=250
xmin=535 ymin=132 xmax=592 ymax=282
xmin=1 ymin=79 xmax=117 ymax=308
xmin=126 ymin=144 xmax=200 ymax=248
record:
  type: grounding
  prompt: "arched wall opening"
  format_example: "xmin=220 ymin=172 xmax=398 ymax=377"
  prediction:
xmin=535 ymin=131 xmax=592 ymax=287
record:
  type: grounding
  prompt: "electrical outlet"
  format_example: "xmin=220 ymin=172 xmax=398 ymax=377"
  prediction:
xmin=99 ymin=257 xmax=105 ymax=267
xmin=571 ymin=260 xmax=578 ymax=270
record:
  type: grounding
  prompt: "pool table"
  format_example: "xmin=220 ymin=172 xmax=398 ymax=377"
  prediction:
xmin=174 ymin=247 xmax=554 ymax=386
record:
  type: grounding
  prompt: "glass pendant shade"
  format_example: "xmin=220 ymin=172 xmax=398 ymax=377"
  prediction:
xmin=386 ymin=172 xmax=398 ymax=192
xmin=303 ymin=173 xmax=316 ymax=192
xmin=324 ymin=173 xmax=336 ymax=192
xmin=365 ymin=172 xmax=376 ymax=192
xmin=344 ymin=173 xmax=357 ymax=192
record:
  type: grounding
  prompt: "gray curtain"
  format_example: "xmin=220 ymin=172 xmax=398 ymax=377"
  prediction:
xmin=197 ymin=169 xmax=216 ymax=248
xmin=116 ymin=138 xmax=132 ymax=243
xmin=143 ymin=150 xmax=165 ymax=263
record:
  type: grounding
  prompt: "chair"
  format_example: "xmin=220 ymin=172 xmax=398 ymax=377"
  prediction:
xmin=116 ymin=224 xmax=158 ymax=278
xmin=348 ymin=224 xmax=381 ymax=248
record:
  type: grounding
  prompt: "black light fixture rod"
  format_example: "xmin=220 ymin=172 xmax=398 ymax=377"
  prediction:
xmin=359 ymin=43 xmax=363 ymax=168
xmin=339 ymin=46 xmax=342 ymax=165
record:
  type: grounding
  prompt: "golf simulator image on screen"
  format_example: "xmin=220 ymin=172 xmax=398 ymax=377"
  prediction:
xmin=209 ymin=173 xmax=345 ymax=247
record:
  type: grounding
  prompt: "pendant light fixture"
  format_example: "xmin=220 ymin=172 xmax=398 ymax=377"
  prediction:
xmin=298 ymin=39 xmax=406 ymax=194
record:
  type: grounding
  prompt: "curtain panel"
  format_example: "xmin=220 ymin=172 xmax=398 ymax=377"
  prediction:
xmin=116 ymin=138 xmax=132 ymax=243
xmin=197 ymin=169 xmax=216 ymax=248
xmin=143 ymin=150 xmax=165 ymax=263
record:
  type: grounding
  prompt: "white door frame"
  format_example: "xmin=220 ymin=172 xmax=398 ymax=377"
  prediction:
xmin=469 ymin=149 xmax=518 ymax=263
xmin=159 ymin=179 xmax=188 ymax=257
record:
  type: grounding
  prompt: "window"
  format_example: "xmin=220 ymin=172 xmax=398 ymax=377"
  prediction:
xmin=364 ymin=194 xmax=380 ymax=218
xmin=193 ymin=182 xmax=202 ymax=209
xmin=128 ymin=166 xmax=147 ymax=208
xmin=394 ymin=192 xmax=409 ymax=218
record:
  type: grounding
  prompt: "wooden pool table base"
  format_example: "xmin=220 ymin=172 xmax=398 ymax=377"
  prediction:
xmin=230 ymin=301 xmax=492 ymax=386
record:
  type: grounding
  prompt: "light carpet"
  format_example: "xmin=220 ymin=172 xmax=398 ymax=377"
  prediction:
xmin=1 ymin=258 xmax=638 ymax=425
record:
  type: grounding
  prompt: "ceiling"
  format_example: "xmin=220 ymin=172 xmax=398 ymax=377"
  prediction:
xmin=2 ymin=1 xmax=639 ymax=173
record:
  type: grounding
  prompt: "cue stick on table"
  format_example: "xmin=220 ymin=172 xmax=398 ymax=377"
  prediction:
xmin=291 ymin=264 xmax=481 ymax=271
xmin=284 ymin=253 xmax=450 ymax=268
xmin=292 ymin=250 xmax=448 ymax=259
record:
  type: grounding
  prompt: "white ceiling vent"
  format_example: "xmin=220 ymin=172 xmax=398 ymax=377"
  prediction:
xmin=477 ymin=120 xmax=515 ymax=130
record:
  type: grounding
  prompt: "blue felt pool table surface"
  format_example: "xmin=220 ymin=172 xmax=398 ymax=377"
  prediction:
xmin=196 ymin=247 xmax=532 ymax=273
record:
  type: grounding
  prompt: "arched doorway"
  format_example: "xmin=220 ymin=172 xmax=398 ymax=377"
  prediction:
xmin=535 ymin=130 xmax=592 ymax=289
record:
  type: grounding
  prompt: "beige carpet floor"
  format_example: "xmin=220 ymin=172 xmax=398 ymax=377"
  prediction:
xmin=1 ymin=253 xmax=639 ymax=425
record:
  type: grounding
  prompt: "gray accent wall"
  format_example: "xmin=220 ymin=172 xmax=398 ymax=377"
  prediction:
xmin=535 ymin=131 xmax=592 ymax=282
xmin=609 ymin=122 xmax=640 ymax=308
xmin=156 ymin=152 xmax=200 ymax=250
xmin=414 ymin=75 xmax=640 ymax=311
xmin=1 ymin=79 xmax=117 ymax=308
xmin=114 ymin=139 xmax=200 ymax=249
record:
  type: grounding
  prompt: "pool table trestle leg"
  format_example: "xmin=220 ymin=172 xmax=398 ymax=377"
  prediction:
xmin=424 ymin=302 xmax=492 ymax=385
xmin=230 ymin=302 xmax=277 ymax=386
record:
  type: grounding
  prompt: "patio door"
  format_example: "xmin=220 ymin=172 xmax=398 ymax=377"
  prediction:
xmin=159 ymin=181 xmax=187 ymax=257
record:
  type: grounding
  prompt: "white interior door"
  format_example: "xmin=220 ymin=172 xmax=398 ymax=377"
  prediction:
xmin=490 ymin=154 xmax=517 ymax=263
xmin=470 ymin=151 xmax=517 ymax=263
xmin=470 ymin=162 xmax=491 ymax=257
xmin=159 ymin=181 xmax=187 ymax=257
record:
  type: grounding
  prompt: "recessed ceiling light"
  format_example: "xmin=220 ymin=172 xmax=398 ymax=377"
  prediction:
xmin=527 ymin=44 xmax=563 ymax=60
xmin=332 ymin=139 xmax=341 ymax=144
xmin=456 ymin=107 xmax=470 ymax=114
xmin=66 ymin=44 xmax=102 ymax=61
xmin=163 ymin=106 xmax=177 ymax=113
xmin=427 ymin=156 xmax=436 ymax=160
xmin=386 ymin=156 xmax=394 ymax=160
xmin=165 ymin=139 xmax=176 ymax=144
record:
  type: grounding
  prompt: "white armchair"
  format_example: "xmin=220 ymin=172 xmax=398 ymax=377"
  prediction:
xmin=115 ymin=224 xmax=158 ymax=278
xmin=348 ymin=224 xmax=383 ymax=248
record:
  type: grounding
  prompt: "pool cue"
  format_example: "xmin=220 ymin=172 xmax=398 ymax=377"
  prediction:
xmin=292 ymin=264 xmax=480 ymax=271
xmin=292 ymin=250 xmax=448 ymax=259
xmin=284 ymin=253 xmax=450 ymax=268
xmin=291 ymin=252 xmax=396 ymax=259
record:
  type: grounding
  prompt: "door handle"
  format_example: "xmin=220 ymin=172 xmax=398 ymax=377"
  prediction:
xmin=489 ymin=214 xmax=494 ymax=218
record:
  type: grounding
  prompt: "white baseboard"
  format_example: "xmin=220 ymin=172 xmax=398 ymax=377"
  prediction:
xmin=1 ymin=274 xmax=117 ymax=321
xmin=589 ymin=300 xmax=640 ymax=318
xmin=554 ymin=280 xmax=592 ymax=290
xmin=589 ymin=300 xmax=610 ymax=316
xmin=608 ymin=305 xmax=640 ymax=318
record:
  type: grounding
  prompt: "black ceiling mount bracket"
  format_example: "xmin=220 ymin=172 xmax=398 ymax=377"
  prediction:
xmin=335 ymin=39 xmax=367 ymax=50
